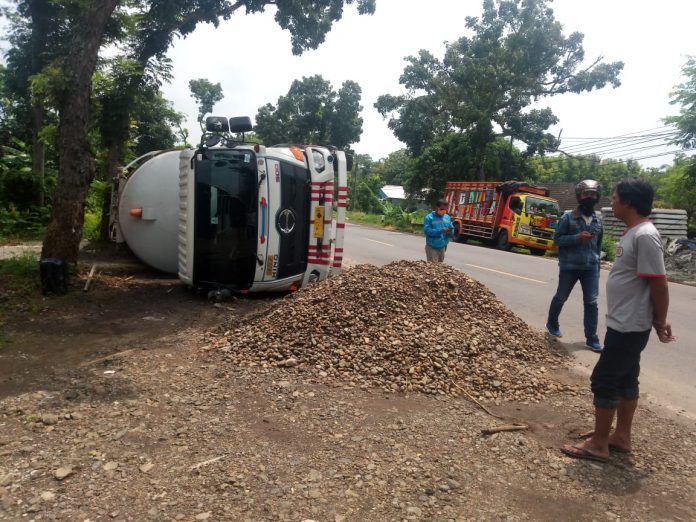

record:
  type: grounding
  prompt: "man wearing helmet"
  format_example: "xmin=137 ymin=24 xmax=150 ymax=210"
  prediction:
xmin=546 ymin=179 xmax=604 ymax=352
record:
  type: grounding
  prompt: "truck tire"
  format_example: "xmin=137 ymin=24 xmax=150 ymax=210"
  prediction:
xmin=530 ymin=247 xmax=546 ymax=256
xmin=496 ymin=230 xmax=512 ymax=251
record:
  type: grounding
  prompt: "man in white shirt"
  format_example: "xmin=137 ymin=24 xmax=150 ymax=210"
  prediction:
xmin=560 ymin=177 xmax=674 ymax=462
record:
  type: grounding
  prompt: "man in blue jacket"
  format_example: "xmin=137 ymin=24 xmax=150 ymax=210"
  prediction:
xmin=546 ymin=180 xmax=604 ymax=352
xmin=424 ymin=198 xmax=452 ymax=262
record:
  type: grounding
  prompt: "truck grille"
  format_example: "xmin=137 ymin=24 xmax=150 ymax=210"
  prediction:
xmin=531 ymin=229 xmax=553 ymax=240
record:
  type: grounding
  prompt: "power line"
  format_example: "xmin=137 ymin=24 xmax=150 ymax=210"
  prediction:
xmin=558 ymin=125 xmax=675 ymax=141
xmin=561 ymin=137 xmax=678 ymax=156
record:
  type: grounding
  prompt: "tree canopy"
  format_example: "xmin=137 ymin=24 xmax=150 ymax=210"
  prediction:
xmin=254 ymin=75 xmax=363 ymax=149
xmin=375 ymin=0 xmax=623 ymax=182
xmin=189 ymin=78 xmax=224 ymax=125
xmin=665 ymin=56 xmax=696 ymax=178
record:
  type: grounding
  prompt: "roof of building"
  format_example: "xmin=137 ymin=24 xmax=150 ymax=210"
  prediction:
xmin=379 ymin=185 xmax=407 ymax=200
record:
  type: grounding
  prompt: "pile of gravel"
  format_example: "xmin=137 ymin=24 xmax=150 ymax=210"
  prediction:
xmin=211 ymin=261 xmax=568 ymax=402
xmin=664 ymin=238 xmax=696 ymax=283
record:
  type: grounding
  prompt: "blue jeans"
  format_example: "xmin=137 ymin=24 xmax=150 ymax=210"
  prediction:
xmin=547 ymin=266 xmax=599 ymax=340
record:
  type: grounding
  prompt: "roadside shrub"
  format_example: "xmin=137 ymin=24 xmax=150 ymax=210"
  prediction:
xmin=0 ymin=206 xmax=50 ymax=241
xmin=82 ymin=180 xmax=110 ymax=241
xmin=602 ymin=233 xmax=617 ymax=262
xmin=381 ymin=201 xmax=411 ymax=230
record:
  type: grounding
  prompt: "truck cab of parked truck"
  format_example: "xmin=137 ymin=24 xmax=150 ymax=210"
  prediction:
xmin=445 ymin=181 xmax=560 ymax=256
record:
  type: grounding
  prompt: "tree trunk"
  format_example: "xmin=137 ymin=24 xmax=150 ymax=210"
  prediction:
xmin=41 ymin=0 xmax=120 ymax=264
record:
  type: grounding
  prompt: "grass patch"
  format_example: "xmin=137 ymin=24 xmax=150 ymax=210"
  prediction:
xmin=346 ymin=211 xmax=384 ymax=226
xmin=0 ymin=252 xmax=42 ymax=317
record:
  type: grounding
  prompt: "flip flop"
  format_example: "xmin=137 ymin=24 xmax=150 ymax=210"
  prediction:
xmin=560 ymin=444 xmax=608 ymax=463
xmin=608 ymin=444 xmax=631 ymax=454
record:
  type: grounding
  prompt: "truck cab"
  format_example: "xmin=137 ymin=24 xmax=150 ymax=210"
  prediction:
xmin=112 ymin=116 xmax=348 ymax=293
xmin=499 ymin=190 xmax=560 ymax=254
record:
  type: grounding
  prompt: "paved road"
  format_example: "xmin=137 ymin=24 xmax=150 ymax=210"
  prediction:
xmin=343 ymin=223 xmax=696 ymax=420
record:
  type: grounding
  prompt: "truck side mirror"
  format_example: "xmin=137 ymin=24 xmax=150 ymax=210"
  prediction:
xmin=205 ymin=116 xmax=229 ymax=133
xmin=345 ymin=154 xmax=354 ymax=171
xmin=229 ymin=116 xmax=252 ymax=133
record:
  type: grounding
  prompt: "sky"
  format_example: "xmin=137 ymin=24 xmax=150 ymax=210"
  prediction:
xmin=158 ymin=0 xmax=696 ymax=169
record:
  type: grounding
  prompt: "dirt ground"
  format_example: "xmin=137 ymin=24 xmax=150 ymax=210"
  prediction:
xmin=1 ymin=246 xmax=695 ymax=521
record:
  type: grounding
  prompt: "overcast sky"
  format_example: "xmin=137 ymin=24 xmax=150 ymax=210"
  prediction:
xmin=158 ymin=0 xmax=696 ymax=169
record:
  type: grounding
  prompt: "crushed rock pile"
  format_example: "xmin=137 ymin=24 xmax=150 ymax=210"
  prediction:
xmin=664 ymin=238 xmax=696 ymax=283
xmin=210 ymin=261 xmax=570 ymax=402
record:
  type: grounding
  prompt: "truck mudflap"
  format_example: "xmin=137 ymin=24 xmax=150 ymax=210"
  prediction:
xmin=303 ymin=147 xmax=347 ymax=287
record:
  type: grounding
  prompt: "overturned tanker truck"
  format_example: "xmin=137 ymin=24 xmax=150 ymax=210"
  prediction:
xmin=109 ymin=116 xmax=349 ymax=293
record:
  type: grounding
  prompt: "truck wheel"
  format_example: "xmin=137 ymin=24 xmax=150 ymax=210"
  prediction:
xmin=496 ymin=230 xmax=512 ymax=251
xmin=451 ymin=222 xmax=462 ymax=243
xmin=530 ymin=248 xmax=546 ymax=256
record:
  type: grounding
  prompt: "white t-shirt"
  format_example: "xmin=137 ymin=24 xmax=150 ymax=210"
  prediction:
xmin=606 ymin=221 xmax=666 ymax=332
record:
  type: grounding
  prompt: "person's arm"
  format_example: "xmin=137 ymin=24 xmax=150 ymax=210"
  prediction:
xmin=423 ymin=214 xmax=440 ymax=238
xmin=648 ymin=277 xmax=674 ymax=342
xmin=553 ymin=213 xmax=580 ymax=247
xmin=636 ymin=229 xmax=674 ymax=343
xmin=442 ymin=215 xmax=452 ymax=236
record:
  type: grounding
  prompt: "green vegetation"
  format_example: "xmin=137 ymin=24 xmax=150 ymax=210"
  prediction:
xmin=602 ymin=234 xmax=617 ymax=262
xmin=346 ymin=211 xmax=383 ymax=227
xmin=82 ymin=180 xmax=111 ymax=242
xmin=0 ymin=253 xmax=42 ymax=323
xmin=255 ymin=75 xmax=363 ymax=149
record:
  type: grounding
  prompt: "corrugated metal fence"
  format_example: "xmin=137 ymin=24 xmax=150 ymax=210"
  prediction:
xmin=600 ymin=208 xmax=688 ymax=240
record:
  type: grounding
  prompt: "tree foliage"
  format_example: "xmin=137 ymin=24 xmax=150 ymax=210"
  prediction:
xmin=189 ymin=78 xmax=224 ymax=125
xmin=405 ymin=133 xmax=533 ymax=201
xmin=254 ymin=75 xmax=363 ymax=149
xmin=529 ymin=155 xmax=645 ymax=188
xmin=370 ymin=149 xmax=413 ymax=186
xmin=665 ymin=56 xmax=696 ymax=179
xmin=375 ymin=0 xmax=623 ymax=182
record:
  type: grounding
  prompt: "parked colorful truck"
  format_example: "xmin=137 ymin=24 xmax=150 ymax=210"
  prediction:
xmin=444 ymin=181 xmax=560 ymax=255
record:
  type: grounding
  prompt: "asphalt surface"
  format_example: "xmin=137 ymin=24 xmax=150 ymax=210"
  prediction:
xmin=343 ymin=222 xmax=696 ymax=420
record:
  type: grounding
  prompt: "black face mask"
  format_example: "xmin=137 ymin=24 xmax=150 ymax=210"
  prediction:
xmin=578 ymin=198 xmax=596 ymax=216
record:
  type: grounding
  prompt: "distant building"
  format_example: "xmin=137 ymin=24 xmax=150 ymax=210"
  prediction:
xmin=378 ymin=185 xmax=428 ymax=210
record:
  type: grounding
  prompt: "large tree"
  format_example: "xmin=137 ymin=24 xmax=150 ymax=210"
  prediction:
xmin=375 ymin=0 xmax=623 ymax=182
xmin=33 ymin=0 xmax=374 ymax=265
xmin=40 ymin=0 xmax=121 ymax=263
xmin=254 ymin=75 xmax=363 ymax=149
xmin=189 ymin=78 xmax=224 ymax=126
xmin=665 ymin=56 xmax=696 ymax=178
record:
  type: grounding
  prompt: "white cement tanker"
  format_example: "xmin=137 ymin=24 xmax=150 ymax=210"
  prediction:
xmin=110 ymin=116 xmax=349 ymax=293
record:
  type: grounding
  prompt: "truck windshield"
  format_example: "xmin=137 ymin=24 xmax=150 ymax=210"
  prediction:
xmin=194 ymin=149 xmax=258 ymax=288
xmin=525 ymin=197 xmax=560 ymax=217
